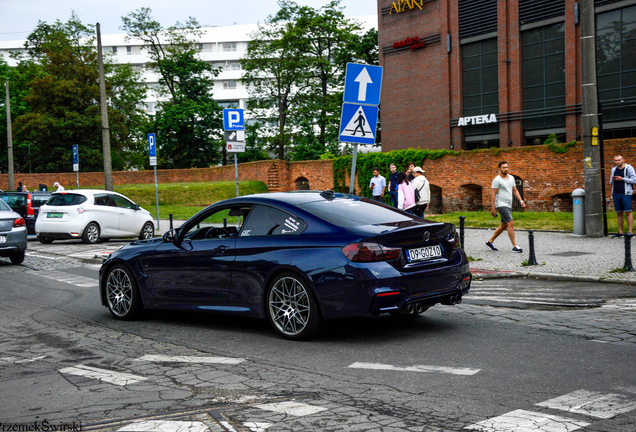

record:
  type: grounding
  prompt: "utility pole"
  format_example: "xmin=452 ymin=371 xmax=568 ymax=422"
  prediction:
xmin=96 ymin=23 xmax=113 ymax=191
xmin=580 ymin=0 xmax=603 ymax=237
xmin=5 ymin=81 xmax=14 ymax=191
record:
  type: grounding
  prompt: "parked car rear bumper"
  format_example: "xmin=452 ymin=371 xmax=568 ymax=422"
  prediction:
xmin=0 ymin=227 xmax=27 ymax=256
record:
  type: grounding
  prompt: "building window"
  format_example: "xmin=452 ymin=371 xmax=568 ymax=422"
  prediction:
xmin=227 ymin=62 xmax=241 ymax=71
xmin=218 ymin=100 xmax=240 ymax=108
xmin=223 ymin=42 xmax=237 ymax=52
xmin=223 ymin=80 xmax=237 ymax=90
xmin=521 ymin=22 xmax=566 ymax=133
xmin=127 ymin=46 xmax=141 ymax=55
xmin=462 ymin=38 xmax=499 ymax=143
xmin=199 ymin=43 xmax=215 ymax=52
xmin=596 ymin=5 xmax=636 ymax=125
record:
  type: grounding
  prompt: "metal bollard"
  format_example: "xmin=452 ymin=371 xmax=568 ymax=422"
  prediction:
xmin=624 ymin=234 xmax=634 ymax=271
xmin=169 ymin=213 xmax=174 ymax=230
xmin=459 ymin=216 xmax=465 ymax=250
xmin=527 ymin=230 xmax=538 ymax=265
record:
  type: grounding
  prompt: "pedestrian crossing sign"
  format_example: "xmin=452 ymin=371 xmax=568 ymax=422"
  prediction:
xmin=338 ymin=103 xmax=379 ymax=145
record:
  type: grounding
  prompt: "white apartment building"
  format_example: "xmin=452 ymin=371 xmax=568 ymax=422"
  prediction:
xmin=0 ymin=16 xmax=376 ymax=117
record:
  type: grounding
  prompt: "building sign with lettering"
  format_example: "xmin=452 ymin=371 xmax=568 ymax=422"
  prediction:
xmin=389 ymin=0 xmax=425 ymax=14
xmin=457 ymin=114 xmax=498 ymax=126
xmin=393 ymin=36 xmax=426 ymax=51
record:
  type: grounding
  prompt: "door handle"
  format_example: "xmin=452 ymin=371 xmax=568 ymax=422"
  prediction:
xmin=213 ymin=245 xmax=230 ymax=253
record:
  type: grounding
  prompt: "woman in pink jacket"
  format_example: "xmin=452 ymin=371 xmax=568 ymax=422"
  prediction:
xmin=397 ymin=172 xmax=416 ymax=213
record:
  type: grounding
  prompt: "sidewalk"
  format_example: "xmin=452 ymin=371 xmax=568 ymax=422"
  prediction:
xmin=153 ymin=219 xmax=636 ymax=285
xmin=465 ymin=227 xmax=636 ymax=285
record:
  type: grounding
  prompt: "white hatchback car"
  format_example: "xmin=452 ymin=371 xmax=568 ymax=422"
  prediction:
xmin=35 ymin=190 xmax=155 ymax=244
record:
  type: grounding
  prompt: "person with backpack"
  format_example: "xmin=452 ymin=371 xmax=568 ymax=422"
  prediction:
xmin=411 ymin=167 xmax=430 ymax=217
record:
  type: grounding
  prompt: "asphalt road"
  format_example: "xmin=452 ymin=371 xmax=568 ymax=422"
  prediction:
xmin=0 ymin=241 xmax=635 ymax=431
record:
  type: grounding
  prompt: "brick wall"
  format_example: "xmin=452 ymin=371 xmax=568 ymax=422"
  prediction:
xmin=3 ymin=140 xmax=634 ymax=212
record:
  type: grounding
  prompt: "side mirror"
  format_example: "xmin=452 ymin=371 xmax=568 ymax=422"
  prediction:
xmin=162 ymin=229 xmax=178 ymax=243
xmin=133 ymin=204 xmax=140 ymax=210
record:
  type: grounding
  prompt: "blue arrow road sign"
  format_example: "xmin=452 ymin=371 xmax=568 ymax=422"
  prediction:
xmin=148 ymin=133 xmax=156 ymax=157
xmin=339 ymin=103 xmax=379 ymax=145
xmin=343 ymin=63 xmax=383 ymax=106
xmin=223 ymin=108 xmax=245 ymax=130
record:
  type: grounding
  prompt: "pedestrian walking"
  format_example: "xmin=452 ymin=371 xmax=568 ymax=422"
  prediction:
xmin=609 ymin=154 xmax=636 ymax=237
xmin=53 ymin=182 xmax=65 ymax=192
xmin=16 ymin=182 xmax=24 ymax=192
xmin=411 ymin=166 xmax=430 ymax=217
xmin=388 ymin=163 xmax=399 ymax=207
xmin=486 ymin=161 xmax=526 ymax=253
xmin=397 ymin=171 xmax=416 ymax=213
xmin=369 ymin=167 xmax=386 ymax=202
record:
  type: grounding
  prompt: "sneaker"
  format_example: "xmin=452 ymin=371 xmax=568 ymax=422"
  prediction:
xmin=512 ymin=246 xmax=523 ymax=253
xmin=485 ymin=241 xmax=497 ymax=251
xmin=612 ymin=233 xmax=623 ymax=238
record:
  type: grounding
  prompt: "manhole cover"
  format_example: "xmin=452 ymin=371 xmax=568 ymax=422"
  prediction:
xmin=549 ymin=251 xmax=594 ymax=257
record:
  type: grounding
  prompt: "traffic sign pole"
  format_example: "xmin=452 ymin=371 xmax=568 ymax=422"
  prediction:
xmin=148 ymin=133 xmax=160 ymax=230
xmin=72 ymin=145 xmax=80 ymax=189
xmin=224 ymin=109 xmax=245 ymax=198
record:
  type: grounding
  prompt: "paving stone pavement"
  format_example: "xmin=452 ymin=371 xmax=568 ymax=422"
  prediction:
xmin=463 ymin=228 xmax=636 ymax=284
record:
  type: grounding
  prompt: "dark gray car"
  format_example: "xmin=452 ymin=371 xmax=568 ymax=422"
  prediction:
xmin=0 ymin=199 xmax=27 ymax=264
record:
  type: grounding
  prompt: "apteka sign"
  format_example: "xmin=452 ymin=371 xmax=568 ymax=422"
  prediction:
xmin=457 ymin=114 xmax=498 ymax=127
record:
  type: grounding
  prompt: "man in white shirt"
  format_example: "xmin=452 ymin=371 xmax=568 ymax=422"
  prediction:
xmin=411 ymin=166 xmax=430 ymax=217
xmin=486 ymin=161 xmax=526 ymax=253
xmin=369 ymin=167 xmax=386 ymax=202
xmin=53 ymin=182 xmax=65 ymax=192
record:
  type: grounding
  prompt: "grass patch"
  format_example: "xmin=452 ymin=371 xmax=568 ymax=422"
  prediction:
xmin=427 ymin=210 xmax=619 ymax=232
xmin=82 ymin=181 xmax=268 ymax=220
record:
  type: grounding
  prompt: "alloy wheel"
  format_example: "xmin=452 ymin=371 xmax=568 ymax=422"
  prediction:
xmin=106 ymin=268 xmax=133 ymax=318
xmin=268 ymin=276 xmax=311 ymax=336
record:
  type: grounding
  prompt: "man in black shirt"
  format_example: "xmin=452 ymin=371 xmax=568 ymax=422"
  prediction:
xmin=610 ymin=154 xmax=636 ymax=237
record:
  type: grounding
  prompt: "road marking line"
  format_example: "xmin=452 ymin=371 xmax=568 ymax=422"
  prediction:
xmin=243 ymin=423 xmax=271 ymax=432
xmin=254 ymin=401 xmax=327 ymax=417
xmin=464 ymin=409 xmax=590 ymax=431
xmin=134 ymin=354 xmax=245 ymax=364
xmin=26 ymin=270 xmax=98 ymax=288
xmin=25 ymin=253 xmax=60 ymax=260
xmin=536 ymin=389 xmax=636 ymax=419
xmin=59 ymin=365 xmax=147 ymax=386
xmin=348 ymin=362 xmax=480 ymax=376
xmin=0 ymin=355 xmax=46 ymax=364
xmin=118 ymin=420 xmax=210 ymax=432
xmin=219 ymin=421 xmax=237 ymax=432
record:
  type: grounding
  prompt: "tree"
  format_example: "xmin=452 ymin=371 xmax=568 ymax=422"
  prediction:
xmin=9 ymin=14 xmax=149 ymax=173
xmin=121 ymin=8 xmax=224 ymax=168
xmin=241 ymin=0 xmax=312 ymax=160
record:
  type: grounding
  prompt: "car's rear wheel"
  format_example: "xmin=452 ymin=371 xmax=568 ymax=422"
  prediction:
xmin=9 ymin=251 xmax=25 ymax=265
xmin=105 ymin=264 xmax=142 ymax=320
xmin=139 ymin=222 xmax=154 ymax=240
xmin=37 ymin=236 xmax=53 ymax=244
xmin=82 ymin=222 xmax=100 ymax=244
xmin=266 ymin=272 xmax=321 ymax=341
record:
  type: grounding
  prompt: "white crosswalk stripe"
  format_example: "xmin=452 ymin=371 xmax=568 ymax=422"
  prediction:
xmin=59 ymin=365 xmax=147 ymax=386
xmin=464 ymin=409 xmax=590 ymax=431
xmin=118 ymin=420 xmax=210 ymax=432
xmin=26 ymin=270 xmax=98 ymax=288
xmin=134 ymin=354 xmax=245 ymax=364
xmin=536 ymin=389 xmax=636 ymax=419
xmin=349 ymin=362 xmax=480 ymax=376
xmin=254 ymin=401 xmax=327 ymax=417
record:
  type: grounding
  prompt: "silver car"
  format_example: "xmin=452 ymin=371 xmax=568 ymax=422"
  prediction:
xmin=0 ymin=198 xmax=27 ymax=264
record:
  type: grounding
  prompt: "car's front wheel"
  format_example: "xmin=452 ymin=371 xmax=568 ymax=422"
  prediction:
xmin=10 ymin=251 xmax=25 ymax=265
xmin=139 ymin=222 xmax=154 ymax=240
xmin=266 ymin=272 xmax=321 ymax=341
xmin=105 ymin=264 xmax=142 ymax=320
xmin=37 ymin=236 xmax=53 ymax=244
xmin=81 ymin=222 xmax=100 ymax=244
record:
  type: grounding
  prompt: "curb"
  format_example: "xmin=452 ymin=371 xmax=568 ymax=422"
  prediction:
xmin=471 ymin=269 xmax=636 ymax=286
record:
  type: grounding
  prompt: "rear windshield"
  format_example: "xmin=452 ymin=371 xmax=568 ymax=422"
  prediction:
xmin=46 ymin=194 xmax=88 ymax=206
xmin=32 ymin=195 xmax=51 ymax=207
xmin=299 ymin=197 xmax=415 ymax=227
xmin=0 ymin=194 xmax=26 ymax=208
xmin=0 ymin=199 xmax=11 ymax=211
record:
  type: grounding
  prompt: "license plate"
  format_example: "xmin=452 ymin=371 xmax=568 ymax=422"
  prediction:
xmin=406 ymin=245 xmax=442 ymax=262
xmin=47 ymin=212 xmax=63 ymax=218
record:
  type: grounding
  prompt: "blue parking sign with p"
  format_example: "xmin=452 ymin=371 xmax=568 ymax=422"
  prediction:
xmin=148 ymin=133 xmax=156 ymax=157
xmin=223 ymin=108 xmax=244 ymax=130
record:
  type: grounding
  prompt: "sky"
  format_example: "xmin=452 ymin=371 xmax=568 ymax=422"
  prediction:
xmin=0 ymin=0 xmax=377 ymax=42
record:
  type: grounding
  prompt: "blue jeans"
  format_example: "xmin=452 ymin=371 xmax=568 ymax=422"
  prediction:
xmin=389 ymin=191 xmax=398 ymax=207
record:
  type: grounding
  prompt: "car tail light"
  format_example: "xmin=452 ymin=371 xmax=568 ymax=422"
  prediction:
xmin=13 ymin=217 xmax=25 ymax=228
xmin=26 ymin=194 xmax=35 ymax=218
xmin=341 ymin=242 xmax=401 ymax=262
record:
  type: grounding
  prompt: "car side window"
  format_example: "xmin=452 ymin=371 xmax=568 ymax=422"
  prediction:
xmin=112 ymin=194 xmax=135 ymax=209
xmin=239 ymin=205 xmax=306 ymax=237
xmin=94 ymin=194 xmax=112 ymax=207
xmin=183 ymin=207 xmax=246 ymax=241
